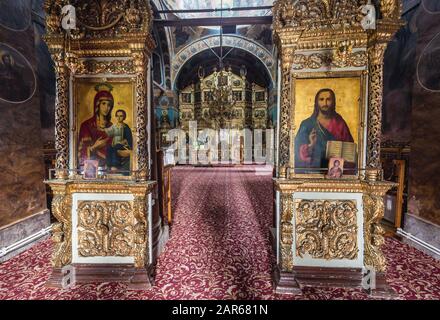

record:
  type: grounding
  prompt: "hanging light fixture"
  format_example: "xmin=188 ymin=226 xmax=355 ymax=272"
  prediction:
xmin=200 ymin=0 xmax=239 ymax=129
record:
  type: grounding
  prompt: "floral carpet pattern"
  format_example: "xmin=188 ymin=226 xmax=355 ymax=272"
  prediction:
xmin=0 ymin=166 xmax=439 ymax=300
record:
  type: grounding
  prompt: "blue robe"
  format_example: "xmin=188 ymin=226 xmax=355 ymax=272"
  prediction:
xmin=294 ymin=115 xmax=355 ymax=174
xmin=106 ymin=124 xmax=133 ymax=173
xmin=295 ymin=117 xmax=335 ymax=173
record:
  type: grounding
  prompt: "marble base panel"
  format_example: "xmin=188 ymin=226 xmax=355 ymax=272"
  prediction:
xmin=0 ymin=209 xmax=50 ymax=263
xmin=46 ymin=264 xmax=154 ymax=290
xmin=403 ymin=213 xmax=440 ymax=260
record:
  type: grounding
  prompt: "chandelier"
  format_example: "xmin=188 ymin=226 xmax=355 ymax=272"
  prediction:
xmin=199 ymin=65 xmax=238 ymax=129
xmin=197 ymin=0 xmax=247 ymax=129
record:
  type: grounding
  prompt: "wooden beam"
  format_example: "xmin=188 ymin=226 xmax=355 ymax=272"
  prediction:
xmin=157 ymin=6 xmax=273 ymax=14
xmin=154 ymin=16 xmax=273 ymax=27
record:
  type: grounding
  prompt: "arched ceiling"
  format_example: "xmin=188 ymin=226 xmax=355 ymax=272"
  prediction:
xmin=172 ymin=35 xmax=275 ymax=87
xmin=151 ymin=0 xmax=276 ymax=91
xmin=175 ymin=47 xmax=272 ymax=90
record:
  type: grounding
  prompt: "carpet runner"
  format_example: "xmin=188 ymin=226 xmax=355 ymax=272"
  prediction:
xmin=0 ymin=166 xmax=439 ymax=299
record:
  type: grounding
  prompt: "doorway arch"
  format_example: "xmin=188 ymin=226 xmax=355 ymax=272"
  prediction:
xmin=171 ymin=35 xmax=276 ymax=90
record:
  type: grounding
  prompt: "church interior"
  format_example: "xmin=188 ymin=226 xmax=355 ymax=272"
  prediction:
xmin=1 ymin=0 xmax=440 ymax=301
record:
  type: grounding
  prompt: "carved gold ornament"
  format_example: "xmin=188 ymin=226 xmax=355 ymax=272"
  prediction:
xmin=77 ymin=201 xmax=134 ymax=257
xmin=280 ymin=193 xmax=294 ymax=271
xmin=333 ymin=42 xmax=354 ymax=68
xmin=50 ymin=184 xmax=72 ymax=267
xmin=367 ymin=43 xmax=388 ymax=169
xmin=275 ymin=179 xmax=394 ymax=273
xmin=132 ymin=195 xmax=148 ymax=268
xmin=363 ymin=192 xmax=387 ymax=272
xmin=273 ymin=0 xmax=365 ymax=30
xmin=76 ymin=59 xmax=135 ymax=75
xmin=381 ymin=0 xmax=402 ymax=20
xmin=278 ymin=47 xmax=295 ymax=177
xmin=292 ymin=50 xmax=367 ymax=70
xmin=44 ymin=0 xmax=153 ymax=39
xmin=45 ymin=180 xmax=155 ymax=268
xmin=295 ymin=199 xmax=358 ymax=260
xmin=133 ymin=51 xmax=149 ymax=180
xmin=43 ymin=0 xmax=156 ymax=284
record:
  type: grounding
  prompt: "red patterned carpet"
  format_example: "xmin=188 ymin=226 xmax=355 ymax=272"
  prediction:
xmin=0 ymin=166 xmax=440 ymax=300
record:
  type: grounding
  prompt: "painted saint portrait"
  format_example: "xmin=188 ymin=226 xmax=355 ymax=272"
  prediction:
xmin=83 ymin=160 xmax=98 ymax=179
xmin=293 ymin=77 xmax=361 ymax=174
xmin=327 ymin=157 xmax=344 ymax=179
xmin=0 ymin=43 xmax=36 ymax=103
xmin=0 ymin=1 xmax=32 ymax=31
xmin=76 ymin=81 xmax=134 ymax=175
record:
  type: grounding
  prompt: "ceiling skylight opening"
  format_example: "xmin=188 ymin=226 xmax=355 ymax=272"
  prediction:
xmin=160 ymin=0 xmax=274 ymax=29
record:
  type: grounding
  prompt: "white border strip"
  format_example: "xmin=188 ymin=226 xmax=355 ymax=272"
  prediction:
xmin=0 ymin=226 xmax=51 ymax=258
xmin=292 ymin=192 xmax=364 ymax=268
xmin=397 ymin=228 xmax=440 ymax=256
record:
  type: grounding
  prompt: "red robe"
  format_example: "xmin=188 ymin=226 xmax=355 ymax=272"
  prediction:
xmin=323 ymin=115 xmax=354 ymax=142
xmin=298 ymin=114 xmax=354 ymax=164
xmin=78 ymin=117 xmax=112 ymax=167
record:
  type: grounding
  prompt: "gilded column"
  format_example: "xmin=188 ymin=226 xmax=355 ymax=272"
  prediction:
xmin=366 ymin=43 xmax=387 ymax=170
xmin=133 ymin=50 xmax=149 ymax=181
xmin=279 ymin=192 xmax=294 ymax=272
xmin=50 ymin=183 xmax=72 ymax=268
xmin=132 ymin=194 xmax=149 ymax=268
xmin=363 ymin=189 xmax=387 ymax=272
xmin=381 ymin=0 xmax=403 ymax=20
xmin=278 ymin=47 xmax=294 ymax=178
xmin=365 ymin=0 xmax=403 ymax=171
xmin=52 ymin=50 xmax=70 ymax=179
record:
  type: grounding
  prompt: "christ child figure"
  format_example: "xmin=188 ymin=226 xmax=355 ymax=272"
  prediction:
xmin=103 ymin=109 xmax=133 ymax=171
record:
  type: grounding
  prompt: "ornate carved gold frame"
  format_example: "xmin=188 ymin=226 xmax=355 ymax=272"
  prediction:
xmin=71 ymin=76 xmax=138 ymax=179
xmin=288 ymin=70 xmax=368 ymax=179
xmin=272 ymin=0 xmax=404 ymax=296
xmin=43 ymin=0 xmax=156 ymax=181
xmin=273 ymin=0 xmax=404 ymax=179
xmin=42 ymin=1 xmax=158 ymax=288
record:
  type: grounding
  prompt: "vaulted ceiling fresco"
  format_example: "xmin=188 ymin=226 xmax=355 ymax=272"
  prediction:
xmin=151 ymin=0 xmax=277 ymax=125
xmin=152 ymin=0 xmax=276 ymax=90
xmin=175 ymin=46 xmax=273 ymax=90
xmin=161 ymin=0 xmax=274 ymax=19
xmin=169 ymin=24 xmax=273 ymax=55
xmin=156 ymin=0 xmax=274 ymax=54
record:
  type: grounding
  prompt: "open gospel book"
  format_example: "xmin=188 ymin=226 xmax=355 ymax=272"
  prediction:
xmin=326 ymin=141 xmax=357 ymax=163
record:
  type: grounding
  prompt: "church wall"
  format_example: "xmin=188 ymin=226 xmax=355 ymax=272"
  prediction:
xmin=407 ymin=1 xmax=440 ymax=227
xmin=33 ymin=0 xmax=56 ymax=146
xmin=382 ymin=6 xmax=415 ymax=144
xmin=0 ymin=0 xmax=49 ymax=252
xmin=383 ymin=0 xmax=440 ymax=252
